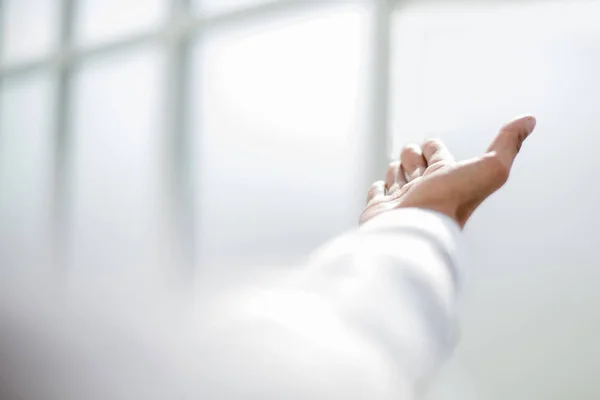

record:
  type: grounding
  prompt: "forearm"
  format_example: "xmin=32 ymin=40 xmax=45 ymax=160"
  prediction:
xmin=303 ymin=208 xmax=462 ymax=390
xmin=0 ymin=209 xmax=463 ymax=400
xmin=201 ymin=208 xmax=463 ymax=399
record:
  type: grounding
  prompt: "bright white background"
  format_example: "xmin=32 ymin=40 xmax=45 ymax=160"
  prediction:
xmin=2 ymin=0 xmax=600 ymax=399
xmin=392 ymin=1 xmax=600 ymax=399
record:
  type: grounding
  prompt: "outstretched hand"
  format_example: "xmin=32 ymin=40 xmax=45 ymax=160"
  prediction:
xmin=360 ymin=116 xmax=537 ymax=228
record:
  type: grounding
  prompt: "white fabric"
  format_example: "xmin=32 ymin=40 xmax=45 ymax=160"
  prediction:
xmin=0 ymin=208 xmax=462 ymax=399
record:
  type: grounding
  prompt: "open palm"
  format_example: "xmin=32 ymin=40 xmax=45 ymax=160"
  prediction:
xmin=360 ymin=116 xmax=537 ymax=228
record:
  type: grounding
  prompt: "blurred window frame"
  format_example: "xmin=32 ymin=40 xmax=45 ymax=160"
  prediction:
xmin=0 ymin=0 xmax=399 ymax=272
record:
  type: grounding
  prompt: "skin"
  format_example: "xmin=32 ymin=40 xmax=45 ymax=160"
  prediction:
xmin=360 ymin=116 xmax=537 ymax=228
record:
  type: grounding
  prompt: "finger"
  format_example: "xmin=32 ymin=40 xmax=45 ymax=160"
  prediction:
xmin=401 ymin=143 xmax=427 ymax=181
xmin=385 ymin=161 xmax=400 ymax=189
xmin=385 ymin=161 xmax=407 ymax=194
xmin=396 ymin=164 xmax=408 ymax=189
xmin=449 ymin=115 xmax=537 ymax=223
xmin=422 ymin=138 xmax=454 ymax=166
xmin=486 ymin=115 xmax=537 ymax=172
xmin=366 ymin=180 xmax=386 ymax=205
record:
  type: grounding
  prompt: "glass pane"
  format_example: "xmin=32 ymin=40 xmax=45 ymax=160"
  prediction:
xmin=196 ymin=0 xmax=282 ymax=16
xmin=0 ymin=73 xmax=55 ymax=270
xmin=390 ymin=2 xmax=581 ymax=159
xmin=75 ymin=0 xmax=167 ymax=47
xmin=192 ymin=5 xmax=369 ymax=267
xmin=1 ymin=0 xmax=59 ymax=64
xmin=68 ymin=48 xmax=166 ymax=283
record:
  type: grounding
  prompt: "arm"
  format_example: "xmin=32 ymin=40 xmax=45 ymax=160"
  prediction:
xmin=200 ymin=115 xmax=536 ymax=399
xmin=0 ymin=116 xmax=536 ymax=400
xmin=309 ymin=208 xmax=462 ymax=391
xmin=200 ymin=209 xmax=461 ymax=400
xmin=0 ymin=212 xmax=459 ymax=400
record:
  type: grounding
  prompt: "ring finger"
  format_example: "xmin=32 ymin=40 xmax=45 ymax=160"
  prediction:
xmin=401 ymin=143 xmax=427 ymax=181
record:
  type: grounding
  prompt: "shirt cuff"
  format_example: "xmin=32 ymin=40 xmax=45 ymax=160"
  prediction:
xmin=359 ymin=208 xmax=463 ymax=285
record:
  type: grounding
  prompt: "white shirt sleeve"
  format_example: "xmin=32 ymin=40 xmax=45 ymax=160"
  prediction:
xmin=197 ymin=208 xmax=463 ymax=399
xmin=0 ymin=208 xmax=463 ymax=400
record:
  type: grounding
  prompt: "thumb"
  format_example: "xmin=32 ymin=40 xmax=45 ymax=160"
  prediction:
xmin=449 ymin=116 xmax=537 ymax=225
xmin=457 ymin=115 xmax=537 ymax=195
xmin=486 ymin=115 xmax=537 ymax=172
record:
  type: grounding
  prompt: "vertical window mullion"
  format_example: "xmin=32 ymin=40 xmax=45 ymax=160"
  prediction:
xmin=53 ymin=0 xmax=75 ymax=273
xmin=165 ymin=0 xmax=197 ymax=279
xmin=0 ymin=0 xmax=4 ymax=112
xmin=367 ymin=0 xmax=392 ymax=186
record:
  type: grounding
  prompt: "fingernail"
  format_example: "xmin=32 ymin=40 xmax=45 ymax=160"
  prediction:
xmin=516 ymin=115 xmax=537 ymax=133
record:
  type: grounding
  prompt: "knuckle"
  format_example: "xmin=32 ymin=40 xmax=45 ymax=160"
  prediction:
xmin=422 ymin=138 xmax=443 ymax=153
xmin=401 ymin=143 xmax=421 ymax=156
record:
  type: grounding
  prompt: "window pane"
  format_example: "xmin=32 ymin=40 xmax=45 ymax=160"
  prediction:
xmin=75 ymin=0 xmax=167 ymax=47
xmin=390 ymin=2 xmax=576 ymax=158
xmin=0 ymin=73 xmax=55 ymax=270
xmin=68 ymin=48 xmax=166 ymax=283
xmin=196 ymin=0 xmax=282 ymax=16
xmin=1 ymin=0 xmax=59 ymax=64
xmin=192 ymin=5 xmax=369 ymax=267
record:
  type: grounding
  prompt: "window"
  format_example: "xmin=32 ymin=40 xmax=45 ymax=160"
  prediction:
xmin=193 ymin=4 xmax=369 ymax=266
xmin=0 ymin=72 xmax=55 ymax=271
xmin=67 ymin=48 xmax=166 ymax=281
xmin=2 ymin=1 xmax=598 ymax=398
xmin=195 ymin=0 xmax=283 ymax=16
xmin=390 ymin=2 xmax=541 ymax=160
xmin=0 ymin=0 xmax=385 ymax=275
xmin=389 ymin=1 xmax=600 ymax=158
xmin=1 ymin=0 xmax=59 ymax=65
xmin=75 ymin=0 xmax=167 ymax=47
